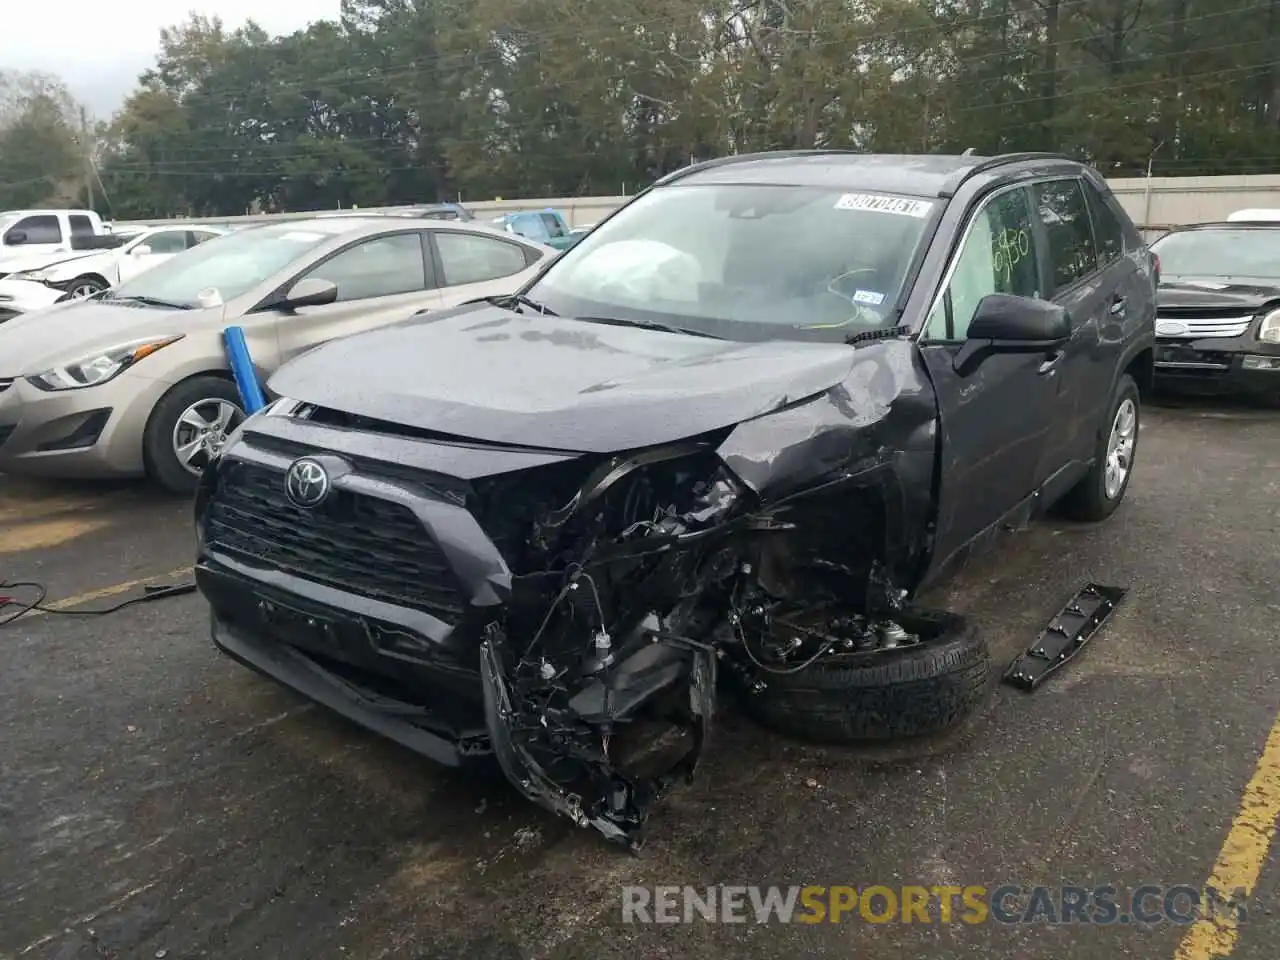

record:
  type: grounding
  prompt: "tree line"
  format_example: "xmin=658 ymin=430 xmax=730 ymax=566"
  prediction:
xmin=3 ymin=0 xmax=1279 ymax=219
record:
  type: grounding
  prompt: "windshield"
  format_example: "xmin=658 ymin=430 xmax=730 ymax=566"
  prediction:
xmin=106 ymin=224 xmax=334 ymax=306
xmin=1151 ymin=228 xmax=1280 ymax=281
xmin=527 ymin=183 xmax=936 ymax=341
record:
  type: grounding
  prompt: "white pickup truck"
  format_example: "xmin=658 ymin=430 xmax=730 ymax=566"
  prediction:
xmin=0 ymin=209 xmax=111 ymax=268
xmin=0 ymin=223 xmax=226 ymax=320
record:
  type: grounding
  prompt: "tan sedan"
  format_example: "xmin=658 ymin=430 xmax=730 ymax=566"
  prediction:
xmin=0 ymin=216 xmax=554 ymax=492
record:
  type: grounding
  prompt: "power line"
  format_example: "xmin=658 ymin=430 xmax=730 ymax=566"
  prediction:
xmin=178 ymin=0 xmax=1258 ymax=108
xmin=82 ymin=49 xmax=1280 ymax=183
xmin=84 ymin=2 xmax=1280 ymax=175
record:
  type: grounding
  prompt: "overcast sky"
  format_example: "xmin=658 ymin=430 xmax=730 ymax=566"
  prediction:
xmin=2 ymin=1 xmax=341 ymax=119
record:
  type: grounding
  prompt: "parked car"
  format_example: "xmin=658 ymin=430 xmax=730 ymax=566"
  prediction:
xmin=1226 ymin=208 xmax=1280 ymax=223
xmin=318 ymin=203 xmax=476 ymax=222
xmin=0 ymin=208 xmax=111 ymax=272
xmin=0 ymin=217 xmax=555 ymax=493
xmin=194 ymin=151 xmax=1155 ymax=848
xmin=491 ymin=208 xmax=581 ymax=250
xmin=0 ymin=225 xmax=228 ymax=314
xmin=407 ymin=203 xmax=475 ymax=221
xmin=1148 ymin=221 xmax=1280 ymax=403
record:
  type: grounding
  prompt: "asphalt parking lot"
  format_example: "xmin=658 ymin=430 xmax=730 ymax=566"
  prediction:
xmin=2 ymin=397 xmax=1278 ymax=960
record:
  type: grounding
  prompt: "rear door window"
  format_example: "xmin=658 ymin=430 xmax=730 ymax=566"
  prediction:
xmin=1032 ymin=179 xmax=1098 ymax=293
xmin=141 ymin=230 xmax=191 ymax=254
xmin=514 ymin=213 xmax=551 ymax=242
xmin=188 ymin=230 xmax=222 ymax=247
xmin=539 ymin=213 xmax=568 ymax=238
xmin=1081 ymin=180 xmax=1125 ymax=267
xmin=436 ymin=232 xmax=531 ymax=285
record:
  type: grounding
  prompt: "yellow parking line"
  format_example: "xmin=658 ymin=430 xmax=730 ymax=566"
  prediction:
xmin=0 ymin=516 xmax=114 ymax=553
xmin=14 ymin=566 xmax=194 ymax=619
xmin=1174 ymin=712 xmax=1280 ymax=959
xmin=0 ymin=491 xmax=125 ymax=525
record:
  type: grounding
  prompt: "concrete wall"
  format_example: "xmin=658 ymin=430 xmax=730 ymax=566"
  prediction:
xmin=115 ymin=174 xmax=1280 ymax=233
xmin=1106 ymin=174 xmax=1280 ymax=232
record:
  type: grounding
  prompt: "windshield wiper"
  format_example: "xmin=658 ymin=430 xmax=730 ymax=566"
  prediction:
xmin=844 ymin=323 xmax=910 ymax=345
xmin=480 ymin=293 xmax=558 ymax=316
xmin=574 ymin=315 xmax=724 ymax=339
xmin=102 ymin=294 xmax=193 ymax=310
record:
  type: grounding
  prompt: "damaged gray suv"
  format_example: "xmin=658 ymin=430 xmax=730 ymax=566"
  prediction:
xmin=194 ymin=151 xmax=1156 ymax=849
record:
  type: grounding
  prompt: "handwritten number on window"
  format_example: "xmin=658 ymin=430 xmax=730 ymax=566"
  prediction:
xmin=993 ymin=228 xmax=1030 ymax=287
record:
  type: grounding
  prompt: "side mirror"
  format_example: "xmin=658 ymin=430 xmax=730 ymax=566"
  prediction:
xmin=280 ymin=277 xmax=338 ymax=309
xmin=953 ymin=294 xmax=1070 ymax=375
xmin=5 ymin=230 xmax=27 ymax=245
xmin=131 ymin=244 xmax=152 ymax=256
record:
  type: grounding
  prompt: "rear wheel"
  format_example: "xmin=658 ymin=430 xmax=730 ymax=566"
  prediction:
xmin=1060 ymin=373 xmax=1140 ymax=521
xmin=143 ymin=376 xmax=244 ymax=495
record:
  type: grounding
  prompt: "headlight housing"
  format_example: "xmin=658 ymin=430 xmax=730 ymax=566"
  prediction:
xmin=1258 ymin=308 xmax=1280 ymax=344
xmin=9 ymin=269 xmax=50 ymax=283
xmin=27 ymin=335 xmax=184 ymax=391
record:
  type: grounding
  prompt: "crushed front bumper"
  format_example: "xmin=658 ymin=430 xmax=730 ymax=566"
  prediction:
xmin=200 ymin=559 xmax=494 ymax=766
xmin=196 ymin=423 xmax=715 ymax=847
xmin=0 ymin=278 xmax=64 ymax=316
xmin=1154 ymin=337 xmax=1280 ymax=399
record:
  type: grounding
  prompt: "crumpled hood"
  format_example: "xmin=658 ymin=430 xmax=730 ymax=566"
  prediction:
xmin=1158 ymin=278 xmax=1280 ymax=313
xmin=268 ymin=304 xmax=859 ymax=453
xmin=30 ymin=251 xmax=107 ymax=277
xmin=0 ymin=248 xmax=94 ymax=275
xmin=0 ymin=299 xmax=210 ymax=375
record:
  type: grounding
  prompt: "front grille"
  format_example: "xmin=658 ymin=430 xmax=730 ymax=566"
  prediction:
xmin=1155 ymin=310 xmax=1253 ymax=339
xmin=0 ymin=378 xmax=13 ymax=394
xmin=204 ymin=461 xmax=466 ymax=621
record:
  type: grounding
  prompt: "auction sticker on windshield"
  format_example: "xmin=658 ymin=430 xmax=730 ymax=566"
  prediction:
xmin=834 ymin=193 xmax=933 ymax=218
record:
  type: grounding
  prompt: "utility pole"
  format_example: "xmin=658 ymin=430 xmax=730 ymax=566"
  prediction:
xmin=79 ymin=105 xmax=94 ymax=211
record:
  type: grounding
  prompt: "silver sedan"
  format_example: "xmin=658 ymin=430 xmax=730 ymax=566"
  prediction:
xmin=0 ymin=216 xmax=554 ymax=493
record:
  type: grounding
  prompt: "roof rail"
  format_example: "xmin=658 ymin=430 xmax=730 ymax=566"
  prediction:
xmin=938 ymin=151 xmax=1079 ymax=197
xmin=654 ymin=149 xmax=865 ymax=187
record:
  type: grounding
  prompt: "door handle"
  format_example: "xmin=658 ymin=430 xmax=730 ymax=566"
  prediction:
xmin=1108 ymin=296 xmax=1127 ymax=317
xmin=1039 ymin=349 xmax=1065 ymax=375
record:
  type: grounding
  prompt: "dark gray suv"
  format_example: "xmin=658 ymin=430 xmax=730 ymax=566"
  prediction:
xmin=195 ymin=151 xmax=1156 ymax=849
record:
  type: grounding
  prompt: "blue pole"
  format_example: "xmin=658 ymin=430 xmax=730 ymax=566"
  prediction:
xmin=222 ymin=326 xmax=267 ymax=414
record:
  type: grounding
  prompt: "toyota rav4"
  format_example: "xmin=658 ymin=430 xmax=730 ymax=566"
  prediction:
xmin=194 ymin=151 xmax=1156 ymax=849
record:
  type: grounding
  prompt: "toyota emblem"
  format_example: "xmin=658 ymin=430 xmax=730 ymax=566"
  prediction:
xmin=285 ymin=457 xmax=331 ymax=508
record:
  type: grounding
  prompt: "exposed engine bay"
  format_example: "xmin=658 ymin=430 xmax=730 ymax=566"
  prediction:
xmin=474 ymin=441 xmax=924 ymax=850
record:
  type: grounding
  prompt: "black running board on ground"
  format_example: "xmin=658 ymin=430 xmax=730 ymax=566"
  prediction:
xmin=1003 ymin=582 xmax=1127 ymax=691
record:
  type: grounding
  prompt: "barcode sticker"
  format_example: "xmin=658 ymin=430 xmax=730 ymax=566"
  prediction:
xmin=833 ymin=193 xmax=933 ymax=218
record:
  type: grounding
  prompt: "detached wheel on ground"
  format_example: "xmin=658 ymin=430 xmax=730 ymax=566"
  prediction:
xmin=738 ymin=608 xmax=990 ymax=743
xmin=1060 ymin=372 xmax=1140 ymax=521
xmin=143 ymin=376 xmax=245 ymax=495
xmin=66 ymin=275 xmax=107 ymax=299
